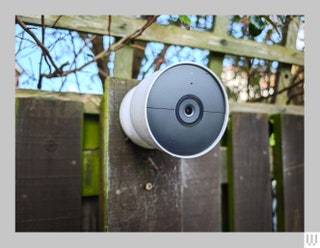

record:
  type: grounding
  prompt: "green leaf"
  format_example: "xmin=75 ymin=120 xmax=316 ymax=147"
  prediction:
xmin=249 ymin=16 xmax=265 ymax=37
xmin=249 ymin=16 xmax=265 ymax=29
xmin=179 ymin=15 xmax=192 ymax=29
xmin=179 ymin=15 xmax=191 ymax=25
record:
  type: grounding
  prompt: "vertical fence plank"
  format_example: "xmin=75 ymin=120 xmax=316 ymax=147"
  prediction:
xmin=16 ymin=98 xmax=83 ymax=231
xmin=113 ymin=46 xmax=134 ymax=79
xmin=228 ymin=112 xmax=272 ymax=231
xmin=101 ymin=77 xmax=182 ymax=232
xmin=273 ymin=114 xmax=304 ymax=232
xmin=208 ymin=15 xmax=230 ymax=80
xmin=181 ymin=145 xmax=222 ymax=231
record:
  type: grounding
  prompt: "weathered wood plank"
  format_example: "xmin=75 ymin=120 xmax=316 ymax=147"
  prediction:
xmin=273 ymin=114 xmax=304 ymax=232
xmin=228 ymin=112 xmax=273 ymax=231
xmin=15 ymin=89 xmax=102 ymax=114
xmin=15 ymin=98 xmax=83 ymax=231
xmin=18 ymin=15 xmax=304 ymax=66
xmin=229 ymin=102 xmax=304 ymax=116
xmin=113 ymin=45 xmax=134 ymax=79
xmin=101 ymin=77 xmax=181 ymax=231
xmin=181 ymin=145 xmax=222 ymax=231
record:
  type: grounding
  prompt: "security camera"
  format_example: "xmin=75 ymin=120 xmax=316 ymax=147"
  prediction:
xmin=119 ymin=62 xmax=229 ymax=159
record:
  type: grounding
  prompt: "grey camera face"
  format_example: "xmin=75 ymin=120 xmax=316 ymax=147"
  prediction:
xmin=146 ymin=63 xmax=228 ymax=157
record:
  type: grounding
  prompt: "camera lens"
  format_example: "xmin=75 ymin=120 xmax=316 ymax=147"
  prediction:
xmin=184 ymin=105 xmax=194 ymax=117
xmin=176 ymin=95 xmax=203 ymax=126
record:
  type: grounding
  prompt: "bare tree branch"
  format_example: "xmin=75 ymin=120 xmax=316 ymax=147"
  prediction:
xmin=18 ymin=15 xmax=159 ymax=83
xmin=52 ymin=15 xmax=63 ymax=28
xmin=93 ymin=15 xmax=159 ymax=61
xmin=108 ymin=15 xmax=111 ymax=48
xmin=16 ymin=15 xmax=62 ymax=76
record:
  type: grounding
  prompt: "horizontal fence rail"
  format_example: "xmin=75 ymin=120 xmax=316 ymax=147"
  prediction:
xmin=18 ymin=15 xmax=304 ymax=66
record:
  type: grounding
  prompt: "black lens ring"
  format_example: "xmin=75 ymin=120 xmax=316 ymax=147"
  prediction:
xmin=176 ymin=94 xmax=204 ymax=126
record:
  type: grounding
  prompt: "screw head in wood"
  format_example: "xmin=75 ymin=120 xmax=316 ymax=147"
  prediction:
xmin=145 ymin=183 xmax=153 ymax=191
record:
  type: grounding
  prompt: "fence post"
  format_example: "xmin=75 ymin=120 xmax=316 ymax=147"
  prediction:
xmin=100 ymin=77 xmax=182 ymax=231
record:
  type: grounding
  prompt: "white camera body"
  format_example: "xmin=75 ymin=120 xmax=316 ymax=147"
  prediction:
xmin=119 ymin=62 xmax=229 ymax=159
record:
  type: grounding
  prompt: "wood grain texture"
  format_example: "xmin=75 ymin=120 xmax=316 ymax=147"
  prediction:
xmin=102 ymin=78 xmax=226 ymax=232
xmin=273 ymin=114 xmax=304 ymax=231
xmin=102 ymin=78 xmax=181 ymax=231
xmin=14 ymin=84 xmax=305 ymax=232
xmin=16 ymin=98 xmax=83 ymax=231
xmin=181 ymin=145 xmax=222 ymax=231
xmin=228 ymin=112 xmax=273 ymax=232
xmin=19 ymin=15 xmax=303 ymax=66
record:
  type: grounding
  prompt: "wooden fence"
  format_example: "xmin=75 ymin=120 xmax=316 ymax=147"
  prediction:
xmin=15 ymin=15 xmax=304 ymax=232
xmin=15 ymin=82 xmax=304 ymax=232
